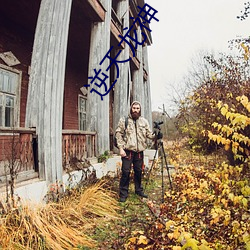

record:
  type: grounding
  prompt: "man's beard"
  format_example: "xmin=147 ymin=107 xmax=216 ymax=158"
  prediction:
xmin=131 ymin=112 xmax=140 ymax=120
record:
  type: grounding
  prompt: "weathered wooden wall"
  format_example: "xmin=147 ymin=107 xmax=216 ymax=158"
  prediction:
xmin=0 ymin=0 xmax=155 ymax=189
xmin=25 ymin=0 xmax=72 ymax=183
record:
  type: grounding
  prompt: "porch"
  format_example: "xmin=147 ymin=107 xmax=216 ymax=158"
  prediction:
xmin=0 ymin=128 xmax=97 ymax=188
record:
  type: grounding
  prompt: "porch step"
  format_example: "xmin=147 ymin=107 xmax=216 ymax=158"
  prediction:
xmin=88 ymin=157 xmax=98 ymax=165
xmin=0 ymin=170 xmax=39 ymax=192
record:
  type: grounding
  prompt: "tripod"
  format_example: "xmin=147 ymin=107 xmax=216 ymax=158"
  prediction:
xmin=144 ymin=130 xmax=173 ymax=203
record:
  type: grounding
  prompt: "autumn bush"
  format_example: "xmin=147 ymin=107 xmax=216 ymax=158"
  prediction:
xmin=125 ymin=93 xmax=250 ymax=249
xmin=207 ymin=95 xmax=250 ymax=166
xmin=125 ymin=141 xmax=250 ymax=249
xmin=176 ymin=43 xmax=250 ymax=155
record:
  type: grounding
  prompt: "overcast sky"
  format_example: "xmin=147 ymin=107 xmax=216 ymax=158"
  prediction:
xmin=146 ymin=0 xmax=250 ymax=112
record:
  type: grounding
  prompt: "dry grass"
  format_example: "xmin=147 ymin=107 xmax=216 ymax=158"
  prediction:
xmin=0 ymin=180 xmax=121 ymax=249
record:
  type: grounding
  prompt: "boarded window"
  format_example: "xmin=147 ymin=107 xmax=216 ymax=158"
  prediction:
xmin=78 ymin=95 xmax=87 ymax=131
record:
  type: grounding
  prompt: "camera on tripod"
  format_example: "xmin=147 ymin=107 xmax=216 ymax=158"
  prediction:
xmin=153 ymin=121 xmax=163 ymax=140
xmin=144 ymin=119 xmax=173 ymax=199
xmin=153 ymin=121 xmax=163 ymax=130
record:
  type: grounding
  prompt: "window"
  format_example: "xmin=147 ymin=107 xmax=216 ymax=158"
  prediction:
xmin=0 ymin=66 xmax=20 ymax=127
xmin=78 ymin=95 xmax=87 ymax=131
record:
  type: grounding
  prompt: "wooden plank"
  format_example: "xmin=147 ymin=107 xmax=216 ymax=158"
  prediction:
xmin=62 ymin=129 xmax=96 ymax=135
xmin=110 ymin=21 xmax=125 ymax=49
xmin=0 ymin=170 xmax=39 ymax=189
xmin=130 ymin=50 xmax=140 ymax=70
xmin=0 ymin=127 xmax=36 ymax=133
xmin=75 ymin=0 xmax=106 ymax=22
xmin=143 ymin=68 xmax=148 ymax=81
xmin=0 ymin=51 xmax=20 ymax=66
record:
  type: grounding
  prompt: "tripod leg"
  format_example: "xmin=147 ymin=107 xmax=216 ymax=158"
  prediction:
xmin=144 ymin=148 xmax=158 ymax=192
xmin=161 ymin=142 xmax=173 ymax=190
xmin=159 ymin=146 xmax=165 ymax=204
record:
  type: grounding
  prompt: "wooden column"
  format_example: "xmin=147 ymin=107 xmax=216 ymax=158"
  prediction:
xmin=25 ymin=0 xmax=72 ymax=183
xmin=86 ymin=0 xmax=111 ymax=155
xmin=113 ymin=0 xmax=131 ymax=129
xmin=142 ymin=45 xmax=153 ymax=126
xmin=132 ymin=27 xmax=144 ymax=115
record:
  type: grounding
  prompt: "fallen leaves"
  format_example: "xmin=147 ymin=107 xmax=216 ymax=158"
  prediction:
xmin=125 ymin=150 xmax=250 ymax=249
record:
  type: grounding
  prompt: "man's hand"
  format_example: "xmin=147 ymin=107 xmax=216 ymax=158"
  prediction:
xmin=120 ymin=148 xmax=126 ymax=157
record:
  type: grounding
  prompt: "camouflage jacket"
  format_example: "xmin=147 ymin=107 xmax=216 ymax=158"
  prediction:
xmin=115 ymin=115 xmax=155 ymax=152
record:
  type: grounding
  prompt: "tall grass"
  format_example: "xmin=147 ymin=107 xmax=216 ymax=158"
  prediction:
xmin=0 ymin=180 xmax=121 ymax=249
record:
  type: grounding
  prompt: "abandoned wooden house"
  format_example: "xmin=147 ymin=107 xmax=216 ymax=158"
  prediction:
xmin=0 ymin=0 xmax=154 ymax=196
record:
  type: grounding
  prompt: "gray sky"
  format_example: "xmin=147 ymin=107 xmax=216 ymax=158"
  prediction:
xmin=146 ymin=0 xmax=250 ymax=111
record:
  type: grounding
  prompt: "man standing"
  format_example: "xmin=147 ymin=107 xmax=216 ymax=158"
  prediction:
xmin=115 ymin=101 xmax=157 ymax=202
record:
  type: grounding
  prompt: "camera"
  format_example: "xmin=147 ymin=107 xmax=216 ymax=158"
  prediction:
xmin=153 ymin=121 xmax=163 ymax=130
xmin=153 ymin=121 xmax=163 ymax=141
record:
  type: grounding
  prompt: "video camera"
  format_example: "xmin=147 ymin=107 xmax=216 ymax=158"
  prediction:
xmin=153 ymin=121 xmax=163 ymax=130
xmin=153 ymin=121 xmax=164 ymax=143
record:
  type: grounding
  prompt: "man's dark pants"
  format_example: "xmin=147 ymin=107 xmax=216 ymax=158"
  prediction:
xmin=119 ymin=150 xmax=144 ymax=198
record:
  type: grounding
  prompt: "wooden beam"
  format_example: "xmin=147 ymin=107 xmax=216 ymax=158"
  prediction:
xmin=0 ymin=127 xmax=36 ymax=134
xmin=62 ymin=130 xmax=96 ymax=135
xmin=143 ymin=68 xmax=148 ymax=81
xmin=75 ymin=0 xmax=106 ymax=22
xmin=111 ymin=20 xmax=125 ymax=49
xmin=130 ymin=50 xmax=140 ymax=70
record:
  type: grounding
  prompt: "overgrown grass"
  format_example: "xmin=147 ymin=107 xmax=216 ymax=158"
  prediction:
xmin=0 ymin=181 xmax=121 ymax=249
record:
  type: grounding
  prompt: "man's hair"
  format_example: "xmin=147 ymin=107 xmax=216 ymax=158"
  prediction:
xmin=132 ymin=101 xmax=140 ymax=106
xmin=130 ymin=101 xmax=141 ymax=117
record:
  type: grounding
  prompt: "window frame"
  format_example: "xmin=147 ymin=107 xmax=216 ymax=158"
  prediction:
xmin=0 ymin=64 xmax=22 ymax=128
xmin=78 ymin=95 xmax=87 ymax=131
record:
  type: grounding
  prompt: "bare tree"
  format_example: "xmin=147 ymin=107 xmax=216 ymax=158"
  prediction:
xmin=4 ymin=129 xmax=21 ymax=209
